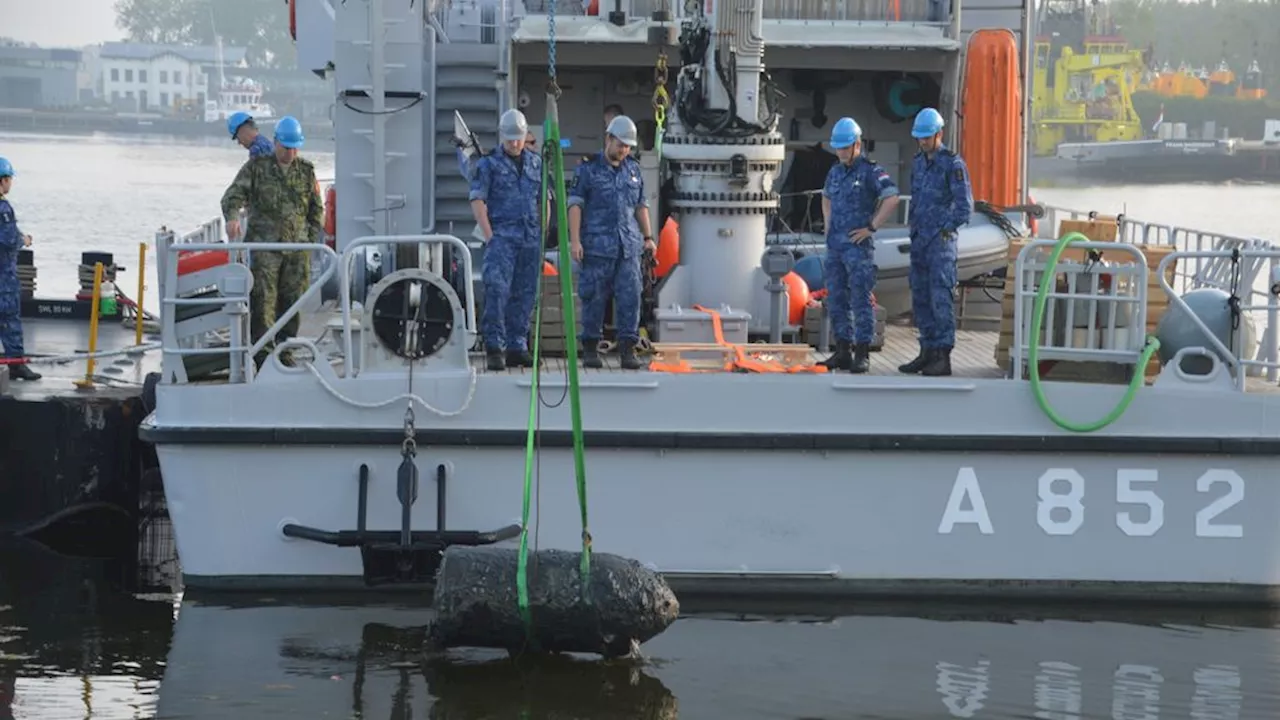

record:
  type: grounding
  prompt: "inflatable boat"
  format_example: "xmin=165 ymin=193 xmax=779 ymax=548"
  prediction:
xmin=765 ymin=207 xmax=1019 ymax=318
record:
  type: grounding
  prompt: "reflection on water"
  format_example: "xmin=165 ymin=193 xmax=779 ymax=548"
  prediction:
xmin=6 ymin=535 xmax=1280 ymax=720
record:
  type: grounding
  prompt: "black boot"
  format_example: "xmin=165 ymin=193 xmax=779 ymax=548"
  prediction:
xmin=485 ymin=348 xmax=506 ymax=371
xmin=921 ymin=347 xmax=952 ymax=376
xmin=619 ymin=340 xmax=645 ymax=370
xmin=849 ymin=343 xmax=871 ymax=374
xmin=818 ymin=340 xmax=853 ymax=371
xmin=582 ymin=340 xmax=603 ymax=369
xmin=506 ymin=348 xmax=534 ymax=368
xmin=898 ymin=347 xmax=931 ymax=374
xmin=9 ymin=364 xmax=40 ymax=381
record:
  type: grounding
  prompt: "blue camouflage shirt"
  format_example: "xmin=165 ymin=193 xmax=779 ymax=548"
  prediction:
xmin=908 ymin=145 xmax=973 ymax=238
xmin=469 ymin=144 xmax=543 ymax=247
xmin=248 ymin=134 xmax=274 ymax=159
xmin=567 ymin=152 xmax=647 ymax=259
xmin=0 ymin=195 xmax=24 ymax=313
xmin=821 ymin=155 xmax=899 ymax=249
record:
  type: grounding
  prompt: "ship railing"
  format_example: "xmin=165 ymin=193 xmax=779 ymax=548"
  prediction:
xmin=1010 ymin=239 xmax=1150 ymax=380
xmin=1032 ymin=204 xmax=1174 ymax=247
xmin=508 ymin=0 xmax=941 ymax=25
xmin=154 ymin=230 xmax=339 ymax=385
xmin=1155 ymin=247 xmax=1280 ymax=390
xmin=155 ymin=230 xmax=476 ymax=385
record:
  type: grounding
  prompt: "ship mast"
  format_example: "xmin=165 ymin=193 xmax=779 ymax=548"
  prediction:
xmin=658 ymin=0 xmax=787 ymax=335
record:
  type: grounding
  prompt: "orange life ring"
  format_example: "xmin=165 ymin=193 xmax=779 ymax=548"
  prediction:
xmin=177 ymin=250 xmax=230 ymax=276
xmin=782 ymin=272 xmax=809 ymax=325
xmin=655 ymin=217 xmax=680 ymax=279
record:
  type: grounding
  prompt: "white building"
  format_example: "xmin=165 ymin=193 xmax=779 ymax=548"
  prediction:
xmin=98 ymin=42 xmax=248 ymax=113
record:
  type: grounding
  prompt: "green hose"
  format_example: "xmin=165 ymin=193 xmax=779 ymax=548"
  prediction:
xmin=1026 ymin=231 xmax=1162 ymax=433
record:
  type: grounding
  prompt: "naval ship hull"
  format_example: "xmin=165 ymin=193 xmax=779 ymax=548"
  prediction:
xmin=141 ymin=365 xmax=1280 ymax=601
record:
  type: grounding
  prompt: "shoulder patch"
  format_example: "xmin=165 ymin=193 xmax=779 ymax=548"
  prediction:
xmin=0 ymin=210 xmax=11 ymax=224
xmin=953 ymin=167 xmax=967 ymax=183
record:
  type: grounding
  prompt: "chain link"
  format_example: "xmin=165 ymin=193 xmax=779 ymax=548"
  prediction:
xmin=545 ymin=0 xmax=561 ymax=97
xmin=402 ymin=406 xmax=417 ymax=458
xmin=651 ymin=50 xmax=670 ymax=127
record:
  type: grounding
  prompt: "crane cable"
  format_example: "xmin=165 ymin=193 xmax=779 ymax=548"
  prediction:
xmin=516 ymin=6 xmax=593 ymax=644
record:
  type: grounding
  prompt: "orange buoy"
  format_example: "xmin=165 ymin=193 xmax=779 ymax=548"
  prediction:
xmin=586 ymin=0 xmax=599 ymax=14
xmin=960 ymin=28 xmax=1022 ymax=208
xmin=543 ymin=261 xmax=558 ymax=276
xmin=177 ymin=250 xmax=230 ymax=276
xmin=782 ymin=271 xmax=809 ymax=325
xmin=1027 ymin=193 xmax=1039 ymax=236
xmin=655 ymin=217 xmax=679 ymax=279
xmin=323 ymin=185 xmax=336 ymax=237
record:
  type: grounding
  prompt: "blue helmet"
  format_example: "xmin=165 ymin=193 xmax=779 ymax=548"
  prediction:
xmin=830 ymin=117 xmax=861 ymax=150
xmin=274 ymin=115 xmax=305 ymax=149
xmin=912 ymin=107 xmax=945 ymax=139
xmin=227 ymin=111 xmax=253 ymax=139
xmin=0 ymin=157 xmax=12 ymax=178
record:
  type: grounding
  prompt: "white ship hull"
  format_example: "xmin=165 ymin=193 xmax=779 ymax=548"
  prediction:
xmin=145 ymin=360 xmax=1280 ymax=599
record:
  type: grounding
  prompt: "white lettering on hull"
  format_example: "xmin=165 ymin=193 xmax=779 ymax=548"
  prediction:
xmin=1112 ymin=664 xmax=1162 ymax=720
xmin=931 ymin=663 xmax=1241 ymax=719
xmin=935 ymin=660 xmax=990 ymax=718
xmin=937 ymin=469 xmax=1245 ymax=538
xmin=1034 ymin=660 xmax=1082 ymax=719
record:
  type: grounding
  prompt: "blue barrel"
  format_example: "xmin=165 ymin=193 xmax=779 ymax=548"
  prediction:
xmin=793 ymin=253 xmax=825 ymax=293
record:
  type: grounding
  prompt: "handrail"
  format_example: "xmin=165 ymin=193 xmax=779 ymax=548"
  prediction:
xmin=1156 ymin=248 xmax=1280 ymax=392
xmin=339 ymin=234 xmax=478 ymax=378
xmin=1011 ymin=238 xmax=1150 ymax=380
xmin=160 ymin=240 xmax=339 ymax=380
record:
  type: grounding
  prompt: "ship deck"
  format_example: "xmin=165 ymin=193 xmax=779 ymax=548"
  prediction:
xmin=468 ymin=323 xmax=1007 ymax=378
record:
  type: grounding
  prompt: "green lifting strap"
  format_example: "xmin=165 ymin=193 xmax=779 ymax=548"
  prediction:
xmin=516 ymin=91 xmax=594 ymax=641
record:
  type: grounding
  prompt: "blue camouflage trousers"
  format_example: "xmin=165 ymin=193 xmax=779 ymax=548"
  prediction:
xmin=908 ymin=232 xmax=958 ymax=349
xmin=824 ymin=241 xmax=877 ymax=344
xmin=481 ymin=235 xmax=542 ymax=351
xmin=0 ymin=313 xmax=23 ymax=357
xmin=580 ymin=246 xmax=642 ymax=344
xmin=0 ymin=282 xmax=22 ymax=357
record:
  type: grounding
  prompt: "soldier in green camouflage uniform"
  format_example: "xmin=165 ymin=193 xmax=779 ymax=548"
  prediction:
xmin=220 ymin=116 xmax=322 ymax=366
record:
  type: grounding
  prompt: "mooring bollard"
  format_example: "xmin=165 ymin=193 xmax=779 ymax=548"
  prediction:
xmin=73 ymin=262 xmax=105 ymax=391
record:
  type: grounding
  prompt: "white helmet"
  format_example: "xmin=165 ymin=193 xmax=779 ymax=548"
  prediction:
xmin=499 ymin=108 xmax=528 ymax=143
xmin=605 ymin=115 xmax=638 ymax=147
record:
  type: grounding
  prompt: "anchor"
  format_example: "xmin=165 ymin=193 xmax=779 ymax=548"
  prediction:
xmin=280 ymin=273 xmax=520 ymax=586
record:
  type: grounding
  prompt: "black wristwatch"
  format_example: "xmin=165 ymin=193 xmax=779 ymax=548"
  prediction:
xmin=867 ymin=222 xmax=878 ymax=233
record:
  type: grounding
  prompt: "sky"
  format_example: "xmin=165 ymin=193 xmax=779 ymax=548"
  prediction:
xmin=0 ymin=0 xmax=125 ymax=47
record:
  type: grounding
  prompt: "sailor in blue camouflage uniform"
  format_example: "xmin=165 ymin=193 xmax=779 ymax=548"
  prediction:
xmin=899 ymin=107 xmax=973 ymax=378
xmin=470 ymin=109 xmax=545 ymax=371
xmin=227 ymin=112 xmax=274 ymax=159
xmin=568 ymin=114 xmax=655 ymax=371
xmin=0 ymin=158 xmax=40 ymax=381
xmin=817 ymin=117 xmax=900 ymax=374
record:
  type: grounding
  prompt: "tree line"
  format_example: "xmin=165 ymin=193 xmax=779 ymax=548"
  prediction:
xmin=1109 ymin=0 xmax=1280 ymax=93
xmin=113 ymin=0 xmax=294 ymax=68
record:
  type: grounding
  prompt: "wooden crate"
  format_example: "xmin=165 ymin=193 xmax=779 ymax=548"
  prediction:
xmin=652 ymin=342 xmax=812 ymax=371
xmin=1058 ymin=216 xmax=1120 ymax=243
xmin=531 ymin=275 xmax=582 ymax=357
xmin=995 ymin=240 xmax=1177 ymax=382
